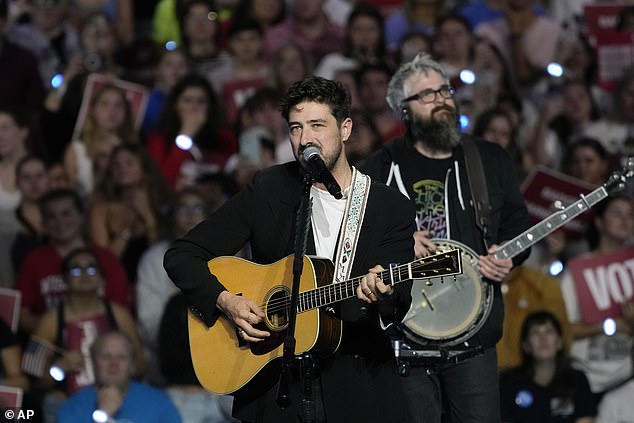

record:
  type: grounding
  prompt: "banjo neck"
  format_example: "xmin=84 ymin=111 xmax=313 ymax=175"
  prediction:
xmin=494 ymin=160 xmax=634 ymax=261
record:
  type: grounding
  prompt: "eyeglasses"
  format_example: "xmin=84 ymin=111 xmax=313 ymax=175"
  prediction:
xmin=69 ymin=266 xmax=99 ymax=277
xmin=402 ymin=85 xmax=455 ymax=104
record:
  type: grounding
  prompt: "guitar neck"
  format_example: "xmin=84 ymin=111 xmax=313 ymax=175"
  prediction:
xmin=494 ymin=185 xmax=608 ymax=260
xmin=297 ymin=251 xmax=460 ymax=313
xmin=296 ymin=268 xmax=403 ymax=313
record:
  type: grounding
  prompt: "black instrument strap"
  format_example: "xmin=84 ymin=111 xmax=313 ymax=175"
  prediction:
xmin=461 ymin=137 xmax=491 ymax=248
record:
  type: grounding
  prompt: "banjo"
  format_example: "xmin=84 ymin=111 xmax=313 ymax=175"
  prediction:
xmin=402 ymin=158 xmax=634 ymax=347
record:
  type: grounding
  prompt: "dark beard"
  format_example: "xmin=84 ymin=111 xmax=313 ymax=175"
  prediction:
xmin=409 ymin=105 xmax=461 ymax=153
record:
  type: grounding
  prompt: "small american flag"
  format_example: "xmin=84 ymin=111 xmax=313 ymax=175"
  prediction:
xmin=21 ymin=337 xmax=56 ymax=377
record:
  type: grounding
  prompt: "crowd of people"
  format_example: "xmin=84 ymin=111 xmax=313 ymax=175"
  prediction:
xmin=0 ymin=0 xmax=633 ymax=422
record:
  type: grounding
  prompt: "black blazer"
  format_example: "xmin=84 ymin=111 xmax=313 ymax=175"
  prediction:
xmin=164 ymin=162 xmax=416 ymax=422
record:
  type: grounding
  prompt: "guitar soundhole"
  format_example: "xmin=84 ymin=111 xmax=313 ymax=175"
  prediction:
xmin=263 ymin=286 xmax=290 ymax=332
xmin=250 ymin=286 xmax=290 ymax=356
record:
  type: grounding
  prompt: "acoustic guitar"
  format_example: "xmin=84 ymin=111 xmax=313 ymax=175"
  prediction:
xmin=188 ymin=249 xmax=461 ymax=394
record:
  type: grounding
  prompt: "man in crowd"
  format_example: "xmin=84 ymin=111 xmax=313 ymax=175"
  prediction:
xmin=57 ymin=330 xmax=181 ymax=422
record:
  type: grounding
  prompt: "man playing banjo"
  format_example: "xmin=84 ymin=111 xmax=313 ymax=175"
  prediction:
xmin=362 ymin=53 xmax=531 ymax=422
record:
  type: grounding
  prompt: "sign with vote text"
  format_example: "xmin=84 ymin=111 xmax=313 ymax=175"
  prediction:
xmin=569 ymin=247 xmax=634 ymax=324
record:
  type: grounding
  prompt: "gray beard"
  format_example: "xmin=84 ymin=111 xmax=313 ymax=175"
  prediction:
xmin=409 ymin=106 xmax=461 ymax=153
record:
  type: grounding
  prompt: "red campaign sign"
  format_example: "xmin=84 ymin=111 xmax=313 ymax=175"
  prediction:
xmin=221 ymin=77 xmax=267 ymax=126
xmin=584 ymin=4 xmax=626 ymax=37
xmin=521 ymin=167 xmax=595 ymax=238
xmin=0 ymin=385 xmax=23 ymax=408
xmin=72 ymin=73 xmax=149 ymax=140
xmin=0 ymin=288 xmax=21 ymax=332
xmin=594 ymin=30 xmax=634 ymax=92
xmin=569 ymin=247 xmax=634 ymax=324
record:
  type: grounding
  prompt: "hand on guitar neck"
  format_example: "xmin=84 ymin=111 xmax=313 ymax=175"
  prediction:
xmin=478 ymin=244 xmax=513 ymax=283
xmin=217 ymin=291 xmax=269 ymax=343
xmin=356 ymin=264 xmax=395 ymax=303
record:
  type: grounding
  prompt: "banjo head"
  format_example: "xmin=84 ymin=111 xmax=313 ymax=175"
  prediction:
xmin=402 ymin=239 xmax=494 ymax=346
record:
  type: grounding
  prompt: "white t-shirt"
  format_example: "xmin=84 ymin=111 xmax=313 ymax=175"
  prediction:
xmin=310 ymin=186 xmax=346 ymax=261
xmin=596 ymin=379 xmax=634 ymax=423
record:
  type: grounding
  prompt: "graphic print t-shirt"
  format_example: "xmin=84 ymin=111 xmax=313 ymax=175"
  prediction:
xmin=395 ymin=146 xmax=453 ymax=239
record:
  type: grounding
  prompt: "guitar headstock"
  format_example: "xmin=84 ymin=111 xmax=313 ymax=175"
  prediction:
xmin=605 ymin=157 xmax=634 ymax=193
xmin=410 ymin=249 xmax=462 ymax=279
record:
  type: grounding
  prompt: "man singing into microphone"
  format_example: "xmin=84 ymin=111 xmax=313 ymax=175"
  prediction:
xmin=164 ymin=76 xmax=417 ymax=422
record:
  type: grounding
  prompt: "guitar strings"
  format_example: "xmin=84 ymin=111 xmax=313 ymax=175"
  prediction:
xmin=257 ymin=257 xmax=456 ymax=314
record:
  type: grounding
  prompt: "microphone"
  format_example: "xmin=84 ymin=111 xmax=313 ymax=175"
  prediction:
xmin=301 ymin=146 xmax=343 ymax=199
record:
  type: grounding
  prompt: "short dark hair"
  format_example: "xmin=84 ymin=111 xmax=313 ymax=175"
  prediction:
xmin=227 ymin=18 xmax=263 ymax=38
xmin=39 ymin=188 xmax=84 ymax=215
xmin=279 ymin=76 xmax=351 ymax=126
xmin=435 ymin=11 xmax=473 ymax=33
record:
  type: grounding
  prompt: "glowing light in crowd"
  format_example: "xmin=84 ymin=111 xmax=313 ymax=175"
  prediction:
xmin=165 ymin=41 xmax=177 ymax=51
xmin=92 ymin=409 xmax=109 ymax=422
xmin=51 ymin=74 xmax=64 ymax=88
xmin=460 ymin=69 xmax=476 ymax=85
xmin=49 ymin=365 xmax=65 ymax=382
xmin=547 ymin=63 xmax=564 ymax=78
xmin=459 ymin=114 xmax=470 ymax=131
xmin=548 ymin=260 xmax=564 ymax=276
xmin=175 ymin=134 xmax=193 ymax=151
xmin=603 ymin=318 xmax=616 ymax=336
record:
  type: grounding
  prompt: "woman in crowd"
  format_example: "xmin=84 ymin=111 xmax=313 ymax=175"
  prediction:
xmin=561 ymin=195 xmax=634 ymax=399
xmin=530 ymin=80 xmax=600 ymax=170
xmin=268 ymin=42 xmax=313 ymax=96
xmin=177 ymin=0 xmax=228 ymax=77
xmin=89 ymin=144 xmax=169 ymax=281
xmin=33 ymin=247 xmax=144 ymax=417
xmin=472 ymin=106 xmax=528 ymax=180
xmin=42 ymin=11 xmax=122 ymax=162
xmin=500 ymin=311 xmax=596 ymax=423
xmin=563 ymin=137 xmax=611 ymax=187
xmin=64 ymin=83 xmax=136 ymax=196
xmin=147 ymin=74 xmax=237 ymax=188
xmin=434 ymin=13 xmax=473 ymax=80
xmin=67 ymin=0 xmax=134 ymax=46
xmin=314 ymin=3 xmax=388 ymax=80
xmin=141 ymin=46 xmax=190 ymax=138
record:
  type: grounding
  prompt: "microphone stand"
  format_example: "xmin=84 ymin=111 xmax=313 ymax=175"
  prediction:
xmin=276 ymin=171 xmax=316 ymax=422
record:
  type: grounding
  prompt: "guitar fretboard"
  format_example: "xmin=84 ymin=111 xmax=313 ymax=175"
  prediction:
xmin=494 ymin=186 xmax=608 ymax=260
xmin=296 ymin=251 xmax=459 ymax=312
